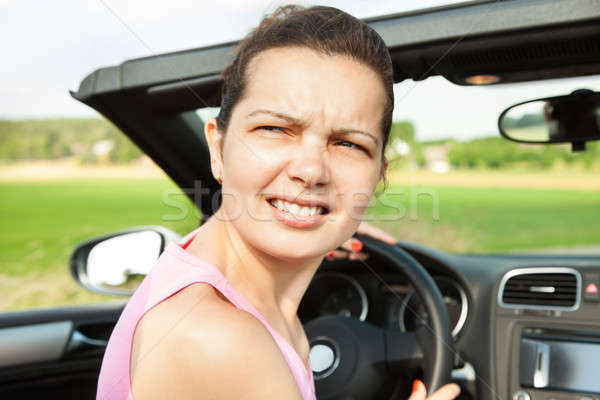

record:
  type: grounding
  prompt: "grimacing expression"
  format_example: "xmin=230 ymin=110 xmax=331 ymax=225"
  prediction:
xmin=207 ymin=46 xmax=388 ymax=259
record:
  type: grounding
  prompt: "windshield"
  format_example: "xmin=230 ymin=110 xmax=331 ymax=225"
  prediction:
xmin=379 ymin=75 xmax=600 ymax=254
xmin=198 ymin=74 xmax=600 ymax=255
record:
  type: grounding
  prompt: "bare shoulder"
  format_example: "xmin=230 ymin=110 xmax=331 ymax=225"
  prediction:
xmin=130 ymin=283 xmax=302 ymax=400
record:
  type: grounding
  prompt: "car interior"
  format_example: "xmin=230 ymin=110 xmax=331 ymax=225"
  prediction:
xmin=1 ymin=0 xmax=600 ymax=399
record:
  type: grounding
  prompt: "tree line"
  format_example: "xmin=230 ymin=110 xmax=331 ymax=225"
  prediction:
xmin=447 ymin=136 xmax=600 ymax=170
xmin=1 ymin=118 xmax=598 ymax=169
xmin=0 ymin=118 xmax=141 ymax=164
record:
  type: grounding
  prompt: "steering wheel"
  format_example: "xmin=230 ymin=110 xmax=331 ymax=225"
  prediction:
xmin=304 ymin=234 xmax=453 ymax=399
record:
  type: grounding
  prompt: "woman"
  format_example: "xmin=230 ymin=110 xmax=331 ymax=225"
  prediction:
xmin=96 ymin=5 xmax=461 ymax=400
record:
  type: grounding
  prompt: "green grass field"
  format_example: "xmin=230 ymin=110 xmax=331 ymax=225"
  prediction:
xmin=1 ymin=177 xmax=600 ymax=311
xmin=370 ymin=185 xmax=600 ymax=252
xmin=0 ymin=178 xmax=200 ymax=310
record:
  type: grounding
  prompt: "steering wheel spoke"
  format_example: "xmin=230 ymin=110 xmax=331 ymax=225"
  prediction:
xmin=385 ymin=328 xmax=424 ymax=373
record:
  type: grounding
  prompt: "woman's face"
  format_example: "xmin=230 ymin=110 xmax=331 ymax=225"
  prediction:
xmin=206 ymin=46 xmax=387 ymax=260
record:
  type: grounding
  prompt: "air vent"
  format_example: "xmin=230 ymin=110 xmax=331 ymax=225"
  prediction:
xmin=498 ymin=268 xmax=581 ymax=310
xmin=449 ymin=38 xmax=600 ymax=69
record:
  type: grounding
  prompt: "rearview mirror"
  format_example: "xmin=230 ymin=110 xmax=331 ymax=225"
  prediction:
xmin=498 ymin=89 xmax=600 ymax=151
xmin=69 ymin=226 xmax=181 ymax=296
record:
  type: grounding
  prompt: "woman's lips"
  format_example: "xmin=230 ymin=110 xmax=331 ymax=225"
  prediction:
xmin=266 ymin=197 xmax=328 ymax=229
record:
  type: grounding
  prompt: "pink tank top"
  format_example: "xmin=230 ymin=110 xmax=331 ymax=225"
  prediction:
xmin=96 ymin=227 xmax=316 ymax=400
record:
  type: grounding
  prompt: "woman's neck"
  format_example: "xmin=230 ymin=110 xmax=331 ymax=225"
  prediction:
xmin=185 ymin=212 xmax=323 ymax=327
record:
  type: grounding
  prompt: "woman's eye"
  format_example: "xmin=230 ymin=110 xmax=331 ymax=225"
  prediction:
xmin=335 ymin=140 xmax=368 ymax=153
xmin=257 ymin=126 xmax=285 ymax=133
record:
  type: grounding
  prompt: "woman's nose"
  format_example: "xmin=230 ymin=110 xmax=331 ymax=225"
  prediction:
xmin=286 ymin=140 xmax=330 ymax=189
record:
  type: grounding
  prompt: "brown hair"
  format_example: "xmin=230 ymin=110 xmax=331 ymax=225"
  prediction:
xmin=215 ymin=5 xmax=394 ymax=155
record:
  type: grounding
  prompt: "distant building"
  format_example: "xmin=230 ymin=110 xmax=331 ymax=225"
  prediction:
xmin=136 ymin=154 xmax=155 ymax=166
xmin=393 ymin=139 xmax=410 ymax=156
xmin=424 ymin=143 xmax=451 ymax=173
xmin=69 ymin=142 xmax=86 ymax=155
xmin=92 ymin=140 xmax=114 ymax=163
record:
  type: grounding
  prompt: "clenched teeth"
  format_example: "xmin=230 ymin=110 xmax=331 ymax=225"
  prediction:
xmin=269 ymin=198 xmax=326 ymax=216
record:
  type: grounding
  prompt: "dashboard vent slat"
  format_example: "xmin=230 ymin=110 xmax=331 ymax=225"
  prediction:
xmin=499 ymin=269 xmax=581 ymax=310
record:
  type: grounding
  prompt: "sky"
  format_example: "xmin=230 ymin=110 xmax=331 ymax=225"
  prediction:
xmin=1 ymin=0 xmax=599 ymax=141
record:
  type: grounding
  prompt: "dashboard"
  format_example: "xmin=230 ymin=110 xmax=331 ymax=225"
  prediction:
xmin=298 ymin=271 xmax=469 ymax=339
xmin=298 ymin=239 xmax=600 ymax=400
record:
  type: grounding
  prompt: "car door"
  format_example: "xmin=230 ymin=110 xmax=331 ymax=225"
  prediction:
xmin=0 ymin=303 xmax=125 ymax=399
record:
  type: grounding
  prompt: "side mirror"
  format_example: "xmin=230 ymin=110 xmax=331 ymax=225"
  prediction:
xmin=69 ymin=226 xmax=181 ymax=296
xmin=498 ymin=89 xmax=600 ymax=151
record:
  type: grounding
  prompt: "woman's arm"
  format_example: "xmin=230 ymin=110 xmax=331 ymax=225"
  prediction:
xmin=131 ymin=296 xmax=303 ymax=400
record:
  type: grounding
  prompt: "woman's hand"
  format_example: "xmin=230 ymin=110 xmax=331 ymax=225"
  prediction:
xmin=408 ymin=380 xmax=461 ymax=400
xmin=326 ymin=221 xmax=397 ymax=261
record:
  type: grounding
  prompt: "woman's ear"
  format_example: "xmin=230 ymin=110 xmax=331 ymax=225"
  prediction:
xmin=373 ymin=156 xmax=389 ymax=198
xmin=204 ymin=117 xmax=225 ymax=183
xmin=380 ymin=156 xmax=389 ymax=183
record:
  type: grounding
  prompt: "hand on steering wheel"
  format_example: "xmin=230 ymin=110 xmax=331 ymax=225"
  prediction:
xmin=325 ymin=221 xmax=397 ymax=261
xmin=408 ymin=379 xmax=461 ymax=400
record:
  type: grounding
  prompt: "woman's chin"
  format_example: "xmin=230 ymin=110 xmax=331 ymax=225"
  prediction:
xmin=253 ymin=229 xmax=335 ymax=261
xmin=259 ymin=229 xmax=350 ymax=262
xmin=268 ymin=246 xmax=328 ymax=262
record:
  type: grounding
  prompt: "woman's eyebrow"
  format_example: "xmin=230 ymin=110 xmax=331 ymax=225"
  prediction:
xmin=246 ymin=109 xmax=306 ymax=126
xmin=247 ymin=109 xmax=378 ymax=145
xmin=332 ymin=128 xmax=379 ymax=145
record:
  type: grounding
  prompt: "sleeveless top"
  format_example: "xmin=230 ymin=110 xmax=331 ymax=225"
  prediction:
xmin=96 ymin=227 xmax=316 ymax=400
